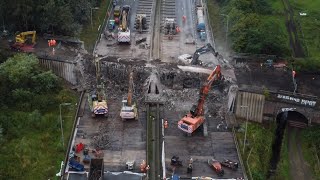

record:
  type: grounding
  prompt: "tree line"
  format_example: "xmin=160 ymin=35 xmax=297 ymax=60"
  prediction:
xmin=0 ymin=0 xmax=102 ymax=36
xmin=0 ymin=54 xmax=74 ymax=139
xmin=217 ymin=0 xmax=290 ymax=56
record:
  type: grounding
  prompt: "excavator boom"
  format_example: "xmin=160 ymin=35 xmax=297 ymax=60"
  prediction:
xmin=127 ymin=72 xmax=133 ymax=106
xmin=194 ymin=65 xmax=221 ymax=116
xmin=89 ymin=58 xmax=108 ymax=117
xmin=191 ymin=43 xmax=218 ymax=65
xmin=120 ymin=71 xmax=138 ymax=120
xmin=178 ymin=65 xmax=222 ymax=134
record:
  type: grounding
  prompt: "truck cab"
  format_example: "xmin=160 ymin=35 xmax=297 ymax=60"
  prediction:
xmin=114 ymin=5 xmax=121 ymax=17
xmin=199 ymin=30 xmax=206 ymax=41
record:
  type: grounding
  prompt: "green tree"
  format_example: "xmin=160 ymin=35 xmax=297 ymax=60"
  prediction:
xmin=0 ymin=125 xmax=3 ymax=143
xmin=31 ymin=71 xmax=60 ymax=93
xmin=0 ymin=54 xmax=39 ymax=86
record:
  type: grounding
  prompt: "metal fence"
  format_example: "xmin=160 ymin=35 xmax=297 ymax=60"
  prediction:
xmin=92 ymin=0 xmax=113 ymax=55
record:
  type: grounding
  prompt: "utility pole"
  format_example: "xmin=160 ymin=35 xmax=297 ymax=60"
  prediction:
xmin=59 ymin=103 xmax=72 ymax=150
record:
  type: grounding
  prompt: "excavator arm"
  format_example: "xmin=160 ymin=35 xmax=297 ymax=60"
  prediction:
xmin=192 ymin=65 xmax=222 ymax=117
xmin=191 ymin=43 xmax=219 ymax=65
xmin=127 ymin=72 xmax=134 ymax=106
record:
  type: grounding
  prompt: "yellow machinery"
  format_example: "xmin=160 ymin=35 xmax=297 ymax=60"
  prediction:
xmin=15 ymin=31 xmax=36 ymax=44
xmin=120 ymin=71 xmax=138 ymax=120
xmin=88 ymin=57 xmax=108 ymax=117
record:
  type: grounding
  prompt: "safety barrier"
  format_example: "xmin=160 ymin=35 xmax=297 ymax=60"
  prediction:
xmin=228 ymin=113 xmax=249 ymax=180
xmin=61 ymin=91 xmax=85 ymax=180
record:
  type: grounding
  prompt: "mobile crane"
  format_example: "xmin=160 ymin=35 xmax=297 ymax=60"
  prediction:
xmin=118 ymin=5 xmax=131 ymax=44
xmin=120 ymin=72 xmax=138 ymax=120
xmin=88 ymin=58 xmax=108 ymax=117
xmin=178 ymin=65 xmax=222 ymax=135
xmin=191 ymin=43 xmax=219 ymax=65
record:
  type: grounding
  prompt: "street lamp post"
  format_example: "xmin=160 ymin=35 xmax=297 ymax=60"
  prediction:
xmin=59 ymin=103 xmax=72 ymax=149
xmin=240 ymin=105 xmax=249 ymax=154
xmin=91 ymin=7 xmax=99 ymax=30
xmin=220 ymin=14 xmax=229 ymax=49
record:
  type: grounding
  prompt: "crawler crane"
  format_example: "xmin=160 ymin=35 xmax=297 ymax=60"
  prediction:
xmin=120 ymin=72 xmax=138 ymax=120
xmin=88 ymin=58 xmax=108 ymax=117
xmin=178 ymin=65 xmax=222 ymax=135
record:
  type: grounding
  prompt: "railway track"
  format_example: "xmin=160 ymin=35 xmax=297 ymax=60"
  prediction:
xmin=146 ymin=102 xmax=163 ymax=179
xmin=150 ymin=0 xmax=161 ymax=59
xmin=134 ymin=0 xmax=154 ymax=32
xmin=160 ymin=0 xmax=176 ymax=29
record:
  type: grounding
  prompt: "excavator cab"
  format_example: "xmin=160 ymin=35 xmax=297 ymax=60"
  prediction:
xmin=91 ymin=94 xmax=98 ymax=101
xmin=190 ymin=105 xmax=197 ymax=117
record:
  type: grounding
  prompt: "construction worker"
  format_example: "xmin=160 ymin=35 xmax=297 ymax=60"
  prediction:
xmin=182 ymin=15 xmax=186 ymax=23
xmin=187 ymin=163 xmax=192 ymax=173
xmin=164 ymin=120 xmax=168 ymax=128
xmin=187 ymin=157 xmax=193 ymax=173
xmin=140 ymin=160 xmax=147 ymax=172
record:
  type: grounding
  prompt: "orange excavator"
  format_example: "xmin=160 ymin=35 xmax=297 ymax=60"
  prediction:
xmin=178 ymin=65 xmax=222 ymax=135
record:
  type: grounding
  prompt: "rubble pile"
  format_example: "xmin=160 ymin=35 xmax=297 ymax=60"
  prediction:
xmin=91 ymin=122 xmax=118 ymax=150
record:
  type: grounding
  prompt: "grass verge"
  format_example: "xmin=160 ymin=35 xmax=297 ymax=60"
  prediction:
xmin=236 ymin=121 xmax=275 ymax=180
xmin=80 ymin=0 xmax=111 ymax=53
xmin=0 ymin=89 xmax=78 ymax=180
xmin=300 ymin=126 xmax=320 ymax=179
xmin=289 ymin=0 xmax=320 ymax=58
xmin=273 ymin=128 xmax=290 ymax=180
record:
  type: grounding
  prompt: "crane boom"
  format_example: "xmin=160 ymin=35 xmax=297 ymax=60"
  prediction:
xmin=127 ymin=72 xmax=133 ymax=106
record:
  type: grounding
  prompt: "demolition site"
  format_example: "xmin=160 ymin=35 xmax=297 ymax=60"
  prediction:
xmin=4 ymin=0 xmax=319 ymax=179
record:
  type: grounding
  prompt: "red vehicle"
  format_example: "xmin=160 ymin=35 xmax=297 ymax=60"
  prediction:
xmin=178 ymin=65 xmax=223 ymax=135
xmin=208 ymin=158 xmax=224 ymax=177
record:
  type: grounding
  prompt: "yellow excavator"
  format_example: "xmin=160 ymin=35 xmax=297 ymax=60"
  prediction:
xmin=10 ymin=31 xmax=36 ymax=52
xmin=120 ymin=71 xmax=138 ymax=120
xmin=15 ymin=31 xmax=36 ymax=44
xmin=88 ymin=58 xmax=108 ymax=117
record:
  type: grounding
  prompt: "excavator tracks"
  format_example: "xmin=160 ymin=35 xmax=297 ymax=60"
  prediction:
xmin=160 ymin=0 xmax=176 ymax=32
xmin=134 ymin=0 xmax=155 ymax=32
